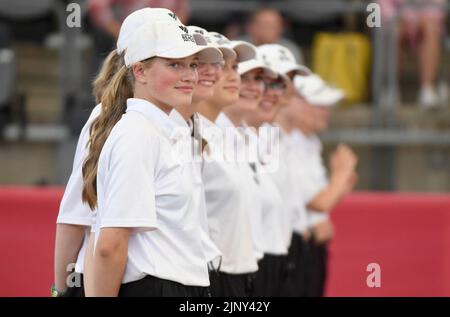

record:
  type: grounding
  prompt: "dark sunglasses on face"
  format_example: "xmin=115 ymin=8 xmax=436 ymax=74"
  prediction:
xmin=264 ymin=80 xmax=286 ymax=91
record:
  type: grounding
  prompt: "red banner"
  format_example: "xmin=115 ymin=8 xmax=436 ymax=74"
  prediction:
xmin=1 ymin=187 xmax=450 ymax=297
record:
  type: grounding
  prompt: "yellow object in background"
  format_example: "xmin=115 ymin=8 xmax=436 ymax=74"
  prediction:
xmin=312 ymin=32 xmax=371 ymax=105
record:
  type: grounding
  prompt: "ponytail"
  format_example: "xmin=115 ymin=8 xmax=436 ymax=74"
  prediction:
xmin=82 ymin=65 xmax=133 ymax=210
xmin=92 ymin=50 xmax=125 ymax=104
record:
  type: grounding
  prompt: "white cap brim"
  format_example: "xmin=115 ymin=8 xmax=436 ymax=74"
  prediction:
xmin=297 ymin=75 xmax=345 ymax=106
xmin=306 ymin=87 xmax=345 ymax=106
xmin=193 ymin=33 xmax=207 ymax=45
xmin=216 ymin=46 xmax=236 ymax=60
xmin=294 ymin=74 xmax=325 ymax=95
xmin=281 ymin=63 xmax=312 ymax=76
xmin=238 ymin=59 xmax=277 ymax=78
xmin=158 ymin=44 xmax=223 ymax=64
xmin=231 ymin=41 xmax=256 ymax=62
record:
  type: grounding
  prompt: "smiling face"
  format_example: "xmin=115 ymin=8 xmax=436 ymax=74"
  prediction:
xmin=132 ymin=56 xmax=199 ymax=113
xmin=237 ymin=68 xmax=265 ymax=112
xmin=210 ymin=56 xmax=241 ymax=110
xmin=192 ymin=61 xmax=223 ymax=103
xmin=255 ymin=75 xmax=286 ymax=124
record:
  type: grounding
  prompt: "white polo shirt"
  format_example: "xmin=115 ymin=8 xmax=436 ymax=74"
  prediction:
xmin=168 ymin=109 xmax=222 ymax=266
xmin=216 ymin=113 xmax=265 ymax=262
xmin=198 ymin=113 xmax=259 ymax=274
xmin=246 ymin=127 xmax=288 ymax=256
xmin=260 ymin=123 xmax=295 ymax=250
xmin=284 ymin=130 xmax=310 ymax=235
xmin=56 ymin=103 xmax=102 ymax=274
xmin=93 ymin=98 xmax=209 ymax=286
xmin=290 ymin=130 xmax=329 ymax=227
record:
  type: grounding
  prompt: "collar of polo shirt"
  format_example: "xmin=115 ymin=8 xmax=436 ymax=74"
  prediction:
xmin=126 ymin=98 xmax=177 ymax=137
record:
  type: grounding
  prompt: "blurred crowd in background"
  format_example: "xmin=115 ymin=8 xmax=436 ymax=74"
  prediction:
xmin=0 ymin=0 xmax=448 ymax=191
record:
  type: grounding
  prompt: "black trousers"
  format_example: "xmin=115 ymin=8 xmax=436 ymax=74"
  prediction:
xmin=253 ymin=254 xmax=288 ymax=297
xmin=63 ymin=272 xmax=85 ymax=297
xmin=209 ymin=271 xmax=256 ymax=297
xmin=118 ymin=275 xmax=210 ymax=297
xmin=308 ymin=238 xmax=329 ymax=297
xmin=281 ymin=233 xmax=311 ymax=297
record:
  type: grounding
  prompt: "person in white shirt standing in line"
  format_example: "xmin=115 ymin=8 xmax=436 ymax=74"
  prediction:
xmin=52 ymin=8 xmax=194 ymax=297
xmin=243 ymin=43 xmax=309 ymax=297
xmin=220 ymin=48 xmax=278 ymax=280
xmin=290 ymin=74 xmax=358 ymax=297
xmin=79 ymin=20 xmax=221 ymax=296
xmin=193 ymin=32 xmax=264 ymax=297
xmin=274 ymin=92 xmax=313 ymax=297
xmin=168 ymin=24 xmax=225 ymax=280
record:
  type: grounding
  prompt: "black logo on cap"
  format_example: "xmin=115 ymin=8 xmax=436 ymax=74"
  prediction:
xmin=179 ymin=25 xmax=189 ymax=33
xmin=279 ymin=49 xmax=290 ymax=62
xmin=262 ymin=54 xmax=271 ymax=67
xmin=194 ymin=29 xmax=204 ymax=35
xmin=181 ymin=34 xmax=196 ymax=43
xmin=168 ymin=12 xmax=178 ymax=21
xmin=213 ymin=33 xmax=230 ymax=45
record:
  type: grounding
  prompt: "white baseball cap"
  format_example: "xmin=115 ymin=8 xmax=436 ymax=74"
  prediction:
xmin=258 ymin=44 xmax=311 ymax=77
xmin=238 ymin=50 xmax=277 ymax=78
xmin=294 ymin=74 xmax=345 ymax=106
xmin=117 ymin=8 xmax=207 ymax=54
xmin=205 ymin=32 xmax=256 ymax=62
xmin=305 ymin=86 xmax=345 ymax=107
xmin=186 ymin=25 xmax=224 ymax=62
xmin=124 ymin=22 xmax=222 ymax=67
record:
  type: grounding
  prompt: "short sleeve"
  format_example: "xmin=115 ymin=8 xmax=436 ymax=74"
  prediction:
xmin=98 ymin=127 xmax=158 ymax=233
xmin=57 ymin=106 xmax=101 ymax=226
xmin=57 ymin=174 xmax=95 ymax=226
xmin=296 ymin=158 xmax=328 ymax=205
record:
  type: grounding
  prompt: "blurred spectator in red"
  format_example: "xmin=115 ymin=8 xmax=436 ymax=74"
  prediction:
xmin=379 ymin=0 xmax=447 ymax=109
xmin=88 ymin=0 xmax=190 ymax=40
xmin=87 ymin=0 xmax=191 ymax=73
xmin=238 ymin=7 xmax=304 ymax=64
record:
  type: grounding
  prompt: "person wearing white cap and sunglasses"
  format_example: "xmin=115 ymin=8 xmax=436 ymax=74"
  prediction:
xmin=74 ymin=18 xmax=218 ymax=296
xmin=243 ymin=43 xmax=311 ymax=297
xmin=290 ymin=74 xmax=358 ymax=297
xmin=53 ymin=7 xmax=198 ymax=297
xmin=254 ymin=44 xmax=318 ymax=298
xmin=192 ymin=32 xmax=263 ymax=297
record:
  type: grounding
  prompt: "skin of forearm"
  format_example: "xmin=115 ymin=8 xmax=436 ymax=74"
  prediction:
xmin=90 ymin=229 xmax=130 ymax=297
xmin=307 ymin=176 xmax=347 ymax=213
xmin=54 ymin=224 xmax=86 ymax=291
xmin=83 ymin=234 xmax=95 ymax=296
